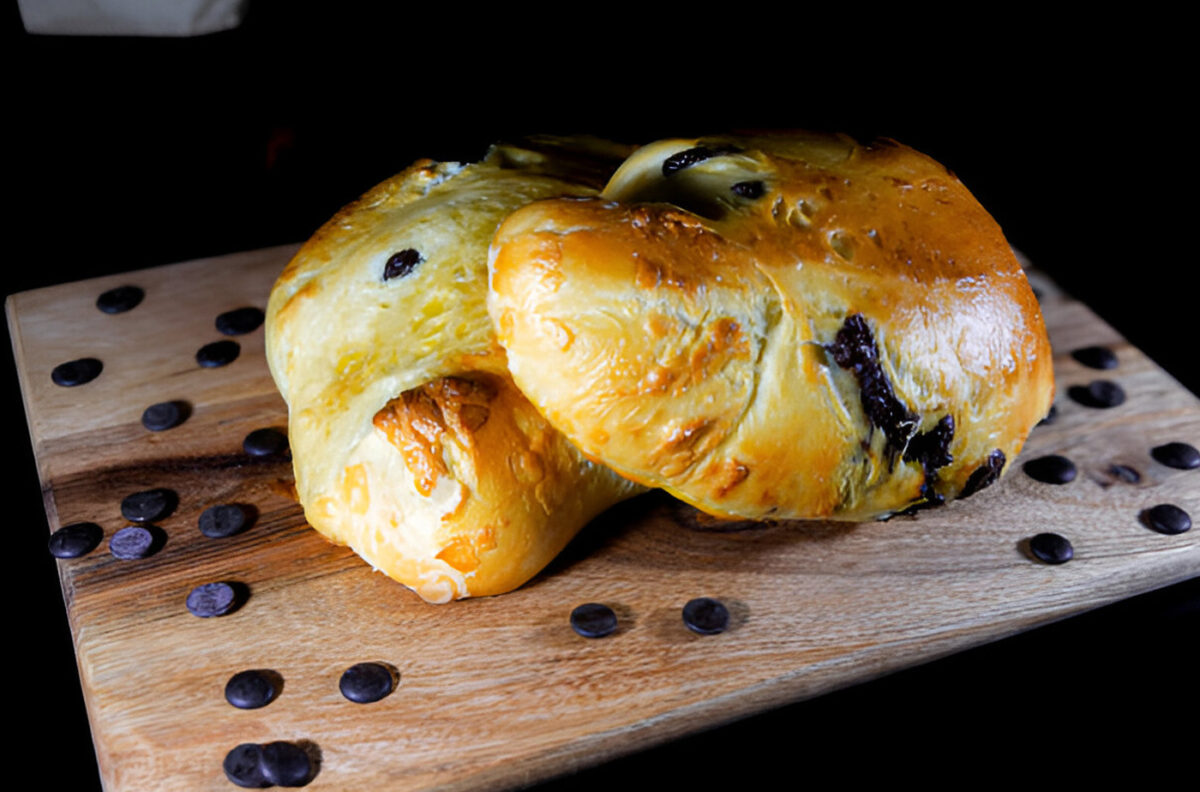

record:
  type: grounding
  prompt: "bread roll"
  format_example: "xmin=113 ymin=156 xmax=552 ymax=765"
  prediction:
xmin=488 ymin=132 xmax=1054 ymax=521
xmin=266 ymin=139 xmax=643 ymax=603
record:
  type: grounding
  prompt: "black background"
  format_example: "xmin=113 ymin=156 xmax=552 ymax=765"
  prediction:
xmin=8 ymin=3 xmax=1196 ymax=788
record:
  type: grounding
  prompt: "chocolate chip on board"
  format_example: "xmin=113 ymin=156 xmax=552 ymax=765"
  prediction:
xmin=141 ymin=400 xmax=189 ymax=432
xmin=1151 ymin=442 xmax=1200 ymax=470
xmin=96 ymin=285 xmax=144 ymax=314
xmin=1022 ymin=455 xmax=1077 ymax=484
xmin=223 ymin=743 xmax=270 ymax=789
xmin=199 ymin=504 xmax=251 ymax=538
xmin=109 ymin=525 xmax=161 ymax=560
xmin=186 ymin=582 xmax=244 ymax=618
xmin=261 ymin=741 xmax=315 ymax=787
xmin=244 ymin=428 xmax=289 ymax=457
xmin=120 ymin=488 xmax=177 ymax=523
xmin=1143 ymin=504 xmax=1192 ymax=535
xmin=196 ymin=340 xmax=240 ymax=368
xmin=216 ymin=306 xmax=266 ymax=335
xmin=51 ymin=357 xmax=103 ymax=387
xmin=339 ymin=662 xmax=396 ymax=704
xmin=48 ymin=522 xmax=103 ymax=558
xmin=569 ymin=602 xmax=618 ymax=638
xmin=1068 ymin=380 xmax=1126 ymax=408
xmin=682 ymin=597 xmax=730 ymax=635
xmin=1029 ymin=532 xmax=1074 ymax=564
xmin=1070 ymin=345 xmax=1118 ymax=370
xmin=225 ymin=669 xmax=280 ymax=710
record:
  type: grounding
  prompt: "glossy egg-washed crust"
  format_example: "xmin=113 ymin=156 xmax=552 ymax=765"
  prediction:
xmin=489 ymin=132 xmax=1055 ymax=521
xmin=266 ymin=138 xmax=643 ymax=603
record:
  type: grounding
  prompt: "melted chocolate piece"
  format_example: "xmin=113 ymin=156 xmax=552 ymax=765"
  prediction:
xmin=570 ymin=603 xmax=618 ymax=638
xmin=661 ymin=145 xmax=741 ymax=176
xmin=339 ymin=662 xmax=395 ymax=704
xmin=1143 ymin=504 xmax=1191 ymax=535
xmin=730 ymin=180 xmax=765 ymax=199
xmin=1151 ymin=442 xmax=1200 ymax=470
xmin=96 ymin=285 xmax=144 ymax=314
xmin=1029 ymin=532 xmax=1074 ymax=564
xmin=1069 ymin=380 xmax=1126 ymax=408
xmin=196 ymin=340 xmax=240 ymax=368
xmin=827 ymin=314 xmax=917 ymax=457
xmin=682 ymin=597 xmax=730 ymax=635
xmin=1023 ymin=455 xmax=1077 ymax=484
xmin=828 ymin=314 xmax=952 ymax=507
xmin=216 ymin=307 xmax=265 ymax=336
xmin=1071 ymin=345 xmax=1118 ymax=370
xmin=48 ymin=522 xmax=103 ymax=558
xmin=960 ymin=449 xmax=1006 ymax=498
xmin=383 ymin=248 xmax=422 ymax=281
xmin=51 ymin=357 xmax=102 ymax=387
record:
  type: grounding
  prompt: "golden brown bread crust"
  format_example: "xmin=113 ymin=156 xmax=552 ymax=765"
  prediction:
xmin=266 ymin=139 xmax=643 ymax=602
xmin=488 ymin=132 xmax=1054 ymax=520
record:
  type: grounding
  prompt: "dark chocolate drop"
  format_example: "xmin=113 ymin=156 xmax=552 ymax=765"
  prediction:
xmin=244 ymin=428 xmax=289 ymax=457
xmin=120 ymin=488 xmax=177 ymax=523
xmin=109 ymin=525 xmax=162 ymax=560
xmin=186 ymin=581 xmax=244 ymax=618
xmin=216 ymin=307 xmax=265 ymax=336
xmin=1023 ymin=455 xmax=1077 ymax=484
xmin=51 ymin=357 xmax=103 ymax=387
xmin=339 ymin=662 xmax=395 ymax=704
xmin=223 ymin=743 xmax=270 ymax=788
xmin=1143 ymin=504 xmax=1191 ymax=535
xmin=383 ymin=249 xmax=422 ymax=281
xmin=1068 ymin=380 xmax=1125 ymax=408
xmin=261 ymin=741 xmax=314 ymax=787
xmin=196 ymin=340 xmax=240 ymax=368
xmin=570 ymin=603 xmax=618 ymax=638
xmin=682 ymin=597 xmax=730 ymax=635
xmin=1151 ymin=442 xmax=1200 ymax=470
xmin=225 ymin=669 xmax=280 ymax=710
xmin=1029 ymin=532 xmax=1074 ymax=564
xmin=199 ymin=504 xmax=251 ymax=538
xmin=1071 ymin=345 xmax=1118 ymax=370
xmin=96 ymin=285 xmax=144 ymax=314
xmin=48 ymin=522 xmax=103 ymax=559
xmin=141 ymin=400 xmax=189 ymax=431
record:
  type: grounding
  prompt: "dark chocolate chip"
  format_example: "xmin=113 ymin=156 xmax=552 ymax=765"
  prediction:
xmin=224 ymin=743 xmax=270 ymax=788
xmin=1068 ymin=380 xmax=1126 ymax=408
xmin=339 ymin=662 xmax=395 ymax=704
xmin=682 ymin=597 xmax=730 ymax=635
xmin=48 ymin=522 xmax=103 ymax=558
xmin=141 ymin=400 xmax=189 ymax=431
xmin=199 ymin=504 xmax=251 ymax=538
xmin=186 ymin=581 xmax=243 ymax=618
xmin=1143 ymin=504 xmax=1192 ymax=535
xmin=1023 ymin=455 xmax=1077 ymax=484
xmin=1109 ymin=464 xmax=1142 ymax=483
xmin=1038 ymin=404 xmax=1058 ymax=426
xmin=196 ymin=340 xmax=240 ymax=368
xmin=570 ymin=603 xmax=617 ymax=638
xmin=109 ymin=525 xmax=161 ymax=560
xmin=960 ymin=449 xmax=1007 ymax=498
xmin=730 ymin=180 xmax=765 ymax=199
xmin=244 ymin=428 xmax=289 ymax=457
xmin=225 ymin=669 xmax=280 ymax=710
xmin=216 ymin=307 xmax=265 ymax=336
xmin=1071 ymin=345 xmax=1118 ymax=370
xmin=261 ymin=741 xmax=315 ymax=787
xmin=383 ymin=248 xmax=422 ymax=281
xmin=1151 ymin=442 xmax=1200 ymax=470
xmin=1029 ymin=532 xmax=1074 ymax=564
xmin=661 ymin=145 xmax=741 ymax=176
xmin=51 ymin=357 xmax=103 ymax=387
xmin=120 ymin=488 xmax=177 ymax=523
xmin=96 ymin=285 xmax=144 ymax=314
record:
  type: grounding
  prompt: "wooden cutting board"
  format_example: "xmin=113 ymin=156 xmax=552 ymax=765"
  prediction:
xmin=8 ymin=244 xmax=1199 ymax=790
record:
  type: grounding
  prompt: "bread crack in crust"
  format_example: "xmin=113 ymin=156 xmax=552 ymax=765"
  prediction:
xmin=488 ymin=132 xmax=1054 ymax=521
xmin=266 ymin=138 xmax=643 ymax=603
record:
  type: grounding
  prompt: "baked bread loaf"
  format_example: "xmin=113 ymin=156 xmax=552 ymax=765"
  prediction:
xmin=488 ymin=132 xmax=1054 ymax=521
xmin=266 ymin=138 xmax=643 ymax=603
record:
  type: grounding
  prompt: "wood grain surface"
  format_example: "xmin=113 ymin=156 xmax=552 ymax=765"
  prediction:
xmin=8 ymin=245 xmax=1199 ymax=791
